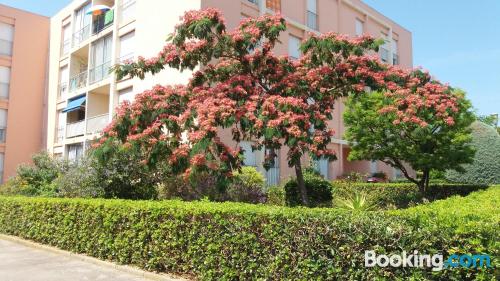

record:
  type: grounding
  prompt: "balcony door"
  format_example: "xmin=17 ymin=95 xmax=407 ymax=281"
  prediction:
xmin=73 ymin=3 xmax=91 ymax=45
xmin=90 ymin=34 xmax=113 ymax=83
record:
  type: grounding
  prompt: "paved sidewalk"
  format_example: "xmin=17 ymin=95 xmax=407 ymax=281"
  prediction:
xmin=0 ymin=237 xmax=184 ymax=281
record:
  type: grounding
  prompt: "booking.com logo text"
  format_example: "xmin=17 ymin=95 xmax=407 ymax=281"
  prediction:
xmin=365 ymin=250 xmax=492 ymax=271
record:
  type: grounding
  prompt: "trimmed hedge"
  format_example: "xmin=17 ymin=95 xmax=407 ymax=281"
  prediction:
xmin=0 ymin=187 xmax=498 ymax=280
xmin=332 ymin=182 xmax=489 ymax=209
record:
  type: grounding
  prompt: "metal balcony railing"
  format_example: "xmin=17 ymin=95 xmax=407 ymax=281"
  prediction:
xmin=58 ymin=82 xmax=68 ymax=99
xmin=89 ymin=61 xmax=111 ymax=84
xmin=60 ymin=39 xmax=70 ymax=56
xmin=55 ymin=126 xmax=64 ymax=143
xmin=72 ymin=25 xmax=90 ymax=47
xmin=0 ymin=127 xmax=6 ymax=143
xmin=86 ymin=113 xmax=109 ymax=134
xmin=0 ymin=39 xmax=13 ymax=56
xmin=118 ymin=52 xmax=134 ymax=64
xmin=69 ymin=70 xmax=88 ymax=92
xmin=307 ymin=11 xmax=318 ymax=30
xmin=66 ymin=120 xmax=85 ymax=138
xmin=0 ymin=82 xmax=9 ymax=99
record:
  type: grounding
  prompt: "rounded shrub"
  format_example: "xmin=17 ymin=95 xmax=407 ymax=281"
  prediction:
xmin=284 ymin=170 xmax=333 ymax=207
xmin=446 ymin=121 xmax=500 ymax=184
xmin=226 ymin=166 xmax=266 ymax=203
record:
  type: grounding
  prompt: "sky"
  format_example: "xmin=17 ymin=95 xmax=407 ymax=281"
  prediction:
xmin=1 ymin=0 xmax=498 ymax=116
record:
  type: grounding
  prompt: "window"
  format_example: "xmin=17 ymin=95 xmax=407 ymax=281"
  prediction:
xmin=392 ymin=38 xmax=399 ymax=65
xmin=379 ymin=33 xmax=390 ymax=63
xmin=0 ymin=153 xmax=4 ymax=183
xmin=58 ymin=66 xmax=69 ymax=99
xmin=0 ymin=22 xmax=14 ymax=56
xmin=73 ymin=3 xmax=91 ymax=46
xmin=118 ymin=87 xmax=135 ymax=104
xmin=61 ymin=24 xmax=71 ymax=55
xmin=265 ymin=148 xmax=280 ymax=186
xmin=314 ymin=158 xmax=329 ymax=179
xmin=266 ymin=0 xmax=281 ymax=12
xmin=0 ymin=66 xmax=10 ymax=99
xmin=240 ymin=141 xmax=257 ymax=167
xmin=370 ymin=161 xmax=378 ymax=174
xmin=288 ymin=35 xmax=301 ymax=60
xmin=306 ymin=0 xmax=318 ymax=30
xmin=119 ymin=31 xmax=135 ymax=63
xmin=0 ymin=109 xmax=7 ymax=143
xmin=355 ymin=19 xmax=363 ymax=36
xmin=55 ymin=111 xmax=66 ymax=143
xmin=67 ymin=143 xmax=84 ymax=162
xmin=120 ymin=0 xmax=136 ymax=23
xmin=89 ymin=34 xmax=113 ymax=83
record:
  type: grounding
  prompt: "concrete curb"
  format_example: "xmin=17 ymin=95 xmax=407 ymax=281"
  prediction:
xmin=0 ymin=234 xmax=190 ymax=281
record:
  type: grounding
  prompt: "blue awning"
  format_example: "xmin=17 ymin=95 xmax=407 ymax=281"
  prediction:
xmin=63 ymin=95 xmax=86 ymax=113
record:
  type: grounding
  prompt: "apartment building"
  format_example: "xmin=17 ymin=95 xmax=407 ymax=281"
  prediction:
xmin=0 ymin=5 xmax=49 ymax=183
xmin=46 ymin=0 xmax=412 ymax=184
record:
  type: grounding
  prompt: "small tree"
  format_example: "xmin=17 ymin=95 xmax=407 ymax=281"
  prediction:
xmin=344 ymin=83 xmax=475 ymax=194
xmin=96 ymin=9 xmax=390 ymax=205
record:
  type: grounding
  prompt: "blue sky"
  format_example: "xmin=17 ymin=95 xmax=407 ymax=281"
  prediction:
xmin=1 ymin=0 xmax=498 ymax=115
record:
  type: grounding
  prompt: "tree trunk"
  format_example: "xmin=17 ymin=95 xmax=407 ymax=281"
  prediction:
xmin=294 ymin=161 xmax=309 ymax=206
xmin=418 ymin=169 xmax=430 ymax=196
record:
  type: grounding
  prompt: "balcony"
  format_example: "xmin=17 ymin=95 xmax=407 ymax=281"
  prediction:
xmin=89 ymin=61 xmax=111 ymax=84
xmin=0 ymin=39 xmax=13 ymax=57
xmin=86 ymin=113 xmax=109 ymax=134
xmin=92 ymin=9 xmax=114 ymax=34
xmin=0 ymin=127 xmax=6 ymax=143
xmin=0 ymin=82 xmax=9 ymax=99
xmin=72 ymin=25 xmax=90 ymax=47
xmin=69 ymin=71 xmax=88 ymax=92
xmin=60 ymin=39 xmax=70 ymax=56
xmin=66 ymin=120 xmax=85 ymax=138
xmin=307 ymin=11 xmax=318 ymax=30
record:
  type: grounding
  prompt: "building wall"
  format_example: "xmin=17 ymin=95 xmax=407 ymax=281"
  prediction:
xmin=0 ymin=5 xmax=49 ymax=182
xmin=46 ymin=0 xmax=413 ymax=183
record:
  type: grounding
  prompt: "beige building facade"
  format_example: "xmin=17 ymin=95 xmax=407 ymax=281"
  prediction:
xmin=46 ymin=0 xmax=413 ymax=185
xmin=0 ymin=5 xmax=49 ymax=183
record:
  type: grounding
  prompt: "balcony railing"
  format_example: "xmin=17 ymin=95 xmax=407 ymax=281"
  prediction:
xmin=55 ymin=126 xmax=64 ymax=143
xmin=93 ymin=10 xmax=114 ymax=34
xmin=118 ymin=52 xmax=134 ymax=64
xmin=307 ymin=11 xmax=318 ymax=30
xmin=120 ymin=0 xmax=136 ymax=23
xmin=0 ymin=39 xmax=13 ymax=57
xmin=89 ymin=61 xmax=111 ymax=84
xmin=58 ymin=82 xmax=68 ymax=99
xmin=69 ymin=70 xmax=88 ymax=92
xmin=86 ymin=113 xmax=109 ymax=134
xmin=0 ymin=127 xmax=6 ymax=143
xmin=60 ymin=39 xmax=70 ymax=56
xmin=72 ymin=25 xmax=90 ymax=47
xmin=66 ymin=120 xmax=85 ymax=138
xmin=0 ymin=82 xmax=9 ymax=99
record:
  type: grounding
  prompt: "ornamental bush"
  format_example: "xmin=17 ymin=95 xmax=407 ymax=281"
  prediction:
xmin=0 ymin=187 xmax=497 ymax=280
xmin=446 ymin=121 xmax=500 ymax=185
xmin=226 ymin=166 xmax=267 ymax=203
xmin=284 ymin=170 xmax=333 ymax=207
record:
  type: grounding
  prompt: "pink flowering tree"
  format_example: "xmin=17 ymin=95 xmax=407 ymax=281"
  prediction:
xmin=344 ymin=71 xmax=475 ymax=194
xmin=95 ymin=8 xmax=468 ymax=203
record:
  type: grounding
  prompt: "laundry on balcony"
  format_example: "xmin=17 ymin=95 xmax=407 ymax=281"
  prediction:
xmin=62 ymin=95 xmax=86 ymax=113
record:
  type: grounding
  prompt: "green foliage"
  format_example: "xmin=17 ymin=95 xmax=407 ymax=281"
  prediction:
xmin=226 ymin=166 xmax=266 ymax=203
xmin=0 ymin=186 xmax=497 ymax=280
xmin=54 ymin=156 xmax=104 ymax=198
xmin=335 ymin=192 xmax=378 ymax=212
xmin=0 ymin=152 xmax=69 ymax=197
xmin=446 ymin=121 xmax=500 ymax=184
xmin=331 ymin=182 xmax=489 ymax=209
xmin=284 ymin=170 xmax=333 ymax=207
xmin=344 ymin=90 xmax=475 ymax=192
xmin=266 ymin=186 xmax=285 ymax=206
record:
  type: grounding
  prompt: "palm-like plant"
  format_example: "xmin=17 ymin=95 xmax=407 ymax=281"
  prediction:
xmin=335 ymin=192 xmax=378 ymax=212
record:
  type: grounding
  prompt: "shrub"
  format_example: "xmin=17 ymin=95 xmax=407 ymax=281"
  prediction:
xmin=284 ymin=170 xmax=333 ymax=207
xmin=446 ymin=121 xmax=500 ymax=185
xmin=0 ymin=187 xmax=497 ymax=280
xmin=266 ymin=186 xmax=285 ymax=206
xmin=332 ymin=182 xmax=489 ymax=209
xmin=226 ymin=167 xmax=266 ymax=203
xmin=335 ymin=191 xmax=378 ymax=212
xmin=54 ymin=157 xmax=104 ymax=198
xmin=0 ymin=152 xmax=69 ymax=197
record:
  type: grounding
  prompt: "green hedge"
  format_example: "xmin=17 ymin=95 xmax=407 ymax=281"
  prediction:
xmin=0 ymin=187 xmax=498 ymax=280
xmin=332 ymin=182 xmax=489 ymax=209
